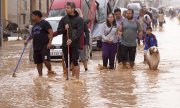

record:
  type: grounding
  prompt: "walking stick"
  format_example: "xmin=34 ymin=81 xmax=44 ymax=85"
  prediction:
xmin=114 ymin=43 xmax=118 ymax=69
xmin=67 ymin=28 xmax=70 ymax=80
xmin=12 ymin=35 xmax=31 ymax=77
xmin=12 ymin=45 xmax=27 ymax=77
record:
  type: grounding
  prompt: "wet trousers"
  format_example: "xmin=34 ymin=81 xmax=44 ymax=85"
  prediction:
xmin=102 ymin=42 xmax=117 ymax=68
xmin=121 ymin=45 xmax=136 ymax=62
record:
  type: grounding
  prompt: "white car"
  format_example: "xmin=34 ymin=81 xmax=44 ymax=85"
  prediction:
xmin=46 ymin=17 xmax=63 ymax=61
xmin=29 ymin=17 xmax=63 ymax=61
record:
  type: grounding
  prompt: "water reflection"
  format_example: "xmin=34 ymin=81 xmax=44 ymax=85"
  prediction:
xmin=99 ymin=70 xmax=137 ymax=107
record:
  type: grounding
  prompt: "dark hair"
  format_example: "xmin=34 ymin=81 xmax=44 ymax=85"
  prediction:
xmin=146 ymin=26 xmax=152 ymax=31
xmin=32 ymin=10 xmax=42 ymax=18
xmin=106 ymin=13 xmax=116 ymax=27
xmin=127 ymin=9 xmax=134 ymax=15
xmin=114 ymin=8 xmax=121 ymax=13
xmin=66 ymin=2 xmax=76 ymax=9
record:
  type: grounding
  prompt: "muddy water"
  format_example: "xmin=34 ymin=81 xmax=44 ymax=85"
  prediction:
xmin=1 ymin=18 xmax=180 ymax=108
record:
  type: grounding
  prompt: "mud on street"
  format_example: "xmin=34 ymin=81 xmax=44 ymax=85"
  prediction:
xmin=1 ymin=18 xmax=180 ymax=108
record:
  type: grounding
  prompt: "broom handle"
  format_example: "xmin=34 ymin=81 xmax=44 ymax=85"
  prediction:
xmin=13 ymin=45 xmax=27 ymax=73
xmin=67 ymin=28 xmax=70 ymax=80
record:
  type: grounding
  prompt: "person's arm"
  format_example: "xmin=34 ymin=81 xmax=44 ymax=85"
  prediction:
xmin=154 ymin=35 xmax=158 ymax=47
xmin=24 ymin=30 xmax=33 ymax=46
xmin=117 ymin=24 xmax=123 ymax=37
xmin=143 ymin=35 xmax=146 ymax=45
xmin=84 ymin=22 xmax=90 ymax=45
xmin=100 ymin=23 xmax=108 ymax=41
xmin=137 ymin=21 xmax=143 ymax=39
xmin=47 ymin=28 xmax=53 ymax=49
xmin=44 ymin=21 xmax=53 ymax=49
xmin=54 ymin=18 xmax=65 ymax=37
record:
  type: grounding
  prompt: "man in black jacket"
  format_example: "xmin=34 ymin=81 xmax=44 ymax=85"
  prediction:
xmin=55 ymin=2 xmax=84 ymax=79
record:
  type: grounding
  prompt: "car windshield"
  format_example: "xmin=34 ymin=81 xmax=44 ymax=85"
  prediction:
xmin=47 ymin=20 xmax=59 ymax=32
xmin=49 ymin=9 xmax=66 ymax=17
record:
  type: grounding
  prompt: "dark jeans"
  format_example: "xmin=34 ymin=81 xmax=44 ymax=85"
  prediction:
xmin=102 ymin=42 xmax=117 ymax=68
xmin=121 ymin=45 xmax=136 ymax=62
xmin=117 ymin=42 xmax=123 ymax=63
xmin=63 ymin=47 xmax=79 ymax=68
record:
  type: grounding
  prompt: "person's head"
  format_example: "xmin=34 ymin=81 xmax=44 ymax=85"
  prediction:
xmin=140 ymin=9 xmax=145 ymax=16
xmin=123 ymin=11 xmax=127 ymax=18
xmin=114 ymin=8 xmax=121 ymax=19
xmin=142 ymin=5 xmax=148 ymax=12
xmin=32 ymin=10 xmax=42 ymax=22
xmin=146 ymin=27 xmax=153 ymax=35
xmin=76 ymin=8 xmax=83 ymax=18
xmin=106 ymin=13 xmax=116 ymax=27
xmin=159 ymin=9 xmax=164 ymax=14
xmin=126 ymin=9 xmax=134 ymax=20
xmin=66 ymin=2 xmax=76 ymax=15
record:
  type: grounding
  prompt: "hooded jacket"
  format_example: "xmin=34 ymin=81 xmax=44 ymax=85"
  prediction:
xmin=56 ymin=11 xmax=84 ymax=48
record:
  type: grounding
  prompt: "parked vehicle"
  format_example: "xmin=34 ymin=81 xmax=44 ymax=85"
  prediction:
xmin=48 ymin=0 xmax=97 ymax=57
xmin=49 ymin=0 xmax=96 ymax=32
xmin=46 ymin=17 xmax=63 ymax=61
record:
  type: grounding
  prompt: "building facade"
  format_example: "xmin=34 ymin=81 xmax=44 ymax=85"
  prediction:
xmin=157 ymin=0 xmax=180 ymax=7
xmin=3 ymin=0 xmax=52 ymax=29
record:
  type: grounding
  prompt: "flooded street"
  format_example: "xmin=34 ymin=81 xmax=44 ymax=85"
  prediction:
xmin=1 ymin=18 xmax=180 ymax=108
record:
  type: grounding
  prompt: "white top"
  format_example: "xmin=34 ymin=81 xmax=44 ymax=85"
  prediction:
xmin=101 ymin=23 xmax=118 ymax=43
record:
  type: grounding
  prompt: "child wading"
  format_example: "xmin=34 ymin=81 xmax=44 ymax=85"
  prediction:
xmin=143 ymin=27 xmax=158 ymax=63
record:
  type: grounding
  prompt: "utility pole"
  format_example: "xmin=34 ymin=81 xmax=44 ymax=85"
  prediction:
xmin=0 ymin=0 xmax=3 ymax=47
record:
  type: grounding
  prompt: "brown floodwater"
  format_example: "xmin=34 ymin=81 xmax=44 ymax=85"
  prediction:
xmin=1 ymin=18 xmax=180 ymax=108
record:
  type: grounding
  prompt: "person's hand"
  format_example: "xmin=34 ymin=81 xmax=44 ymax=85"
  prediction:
xmin=107 ymin=39 xmax=113 ymax=44
xmin=117 ymin=31 xmax=122 ymax=37
xmin=47 ymin=43 xmax=52 ymax=49
xmin=67 ymin=39 xmax=72 ymax=46
xmin=65 ymin=24 xmax=69 ymax=30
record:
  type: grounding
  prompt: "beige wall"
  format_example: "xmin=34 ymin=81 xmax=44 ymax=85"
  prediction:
xmin=6 ymin=0 xmax=51 ymax=28
xmin=2 ymin=0 xmax=8 ymax=28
